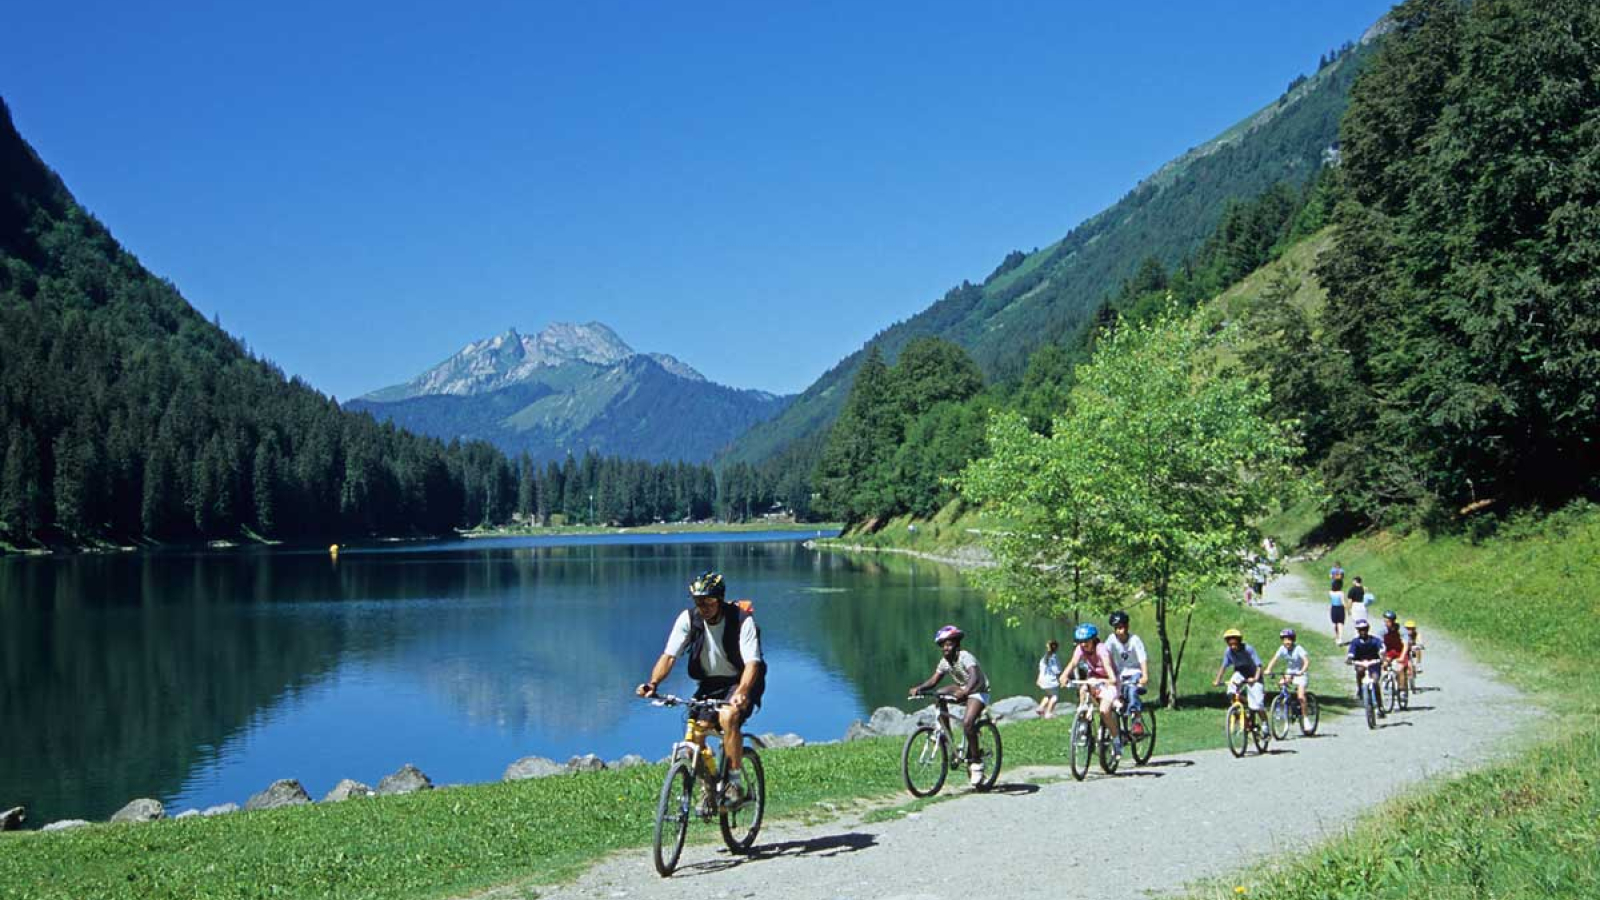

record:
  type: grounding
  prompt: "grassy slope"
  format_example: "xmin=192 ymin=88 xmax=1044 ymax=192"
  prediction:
xmin=1190 ymin=503 xmax=1600 ymax=900
xmin=0 ymin=582 xmax=1327 ymax=900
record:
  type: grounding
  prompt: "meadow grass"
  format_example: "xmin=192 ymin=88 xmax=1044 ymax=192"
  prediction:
xmin=0 ymin=573 xmax=1319 ymax=899
xmin=1190 ymin=501 xmax=1600 ymax=900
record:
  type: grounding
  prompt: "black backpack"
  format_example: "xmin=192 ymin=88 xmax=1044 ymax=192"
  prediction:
xmin=684 ymin=599 xmax=767 ymax=709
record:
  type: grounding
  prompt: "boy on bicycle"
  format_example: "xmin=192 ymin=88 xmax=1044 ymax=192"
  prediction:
xmin=1212 ymin=629 xmax=1266 ymax=719
xmin=1105 ymin=611 xmax=1149 ymax=734
xmin=1345 ymin=619 xmax=1386 ymax=717
xmin=1061 ymin=622 xmax=1123 ymax=755
xmin=910 ymin=625 xmax=990 ymax=785
xmin=1263 ymin=627 xmax=1310 ymax=710
xmin=1380 ymin=611 xmax=1411 ymax=690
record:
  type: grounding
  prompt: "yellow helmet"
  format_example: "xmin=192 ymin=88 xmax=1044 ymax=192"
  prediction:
xmin=1222 ymin=628 xmax=1243 ymax=640
xmin=1404 ymin=620 xmax=1417 ymax=628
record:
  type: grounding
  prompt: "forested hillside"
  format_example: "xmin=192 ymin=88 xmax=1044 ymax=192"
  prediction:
xmin=723 ymin=34 xmax=1376 ymax=492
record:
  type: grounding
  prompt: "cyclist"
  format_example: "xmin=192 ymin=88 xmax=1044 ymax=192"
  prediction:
xmin=1105 ymin=611 xmax=1149 ymax=734
xmin=1263 ymin=627 xmax=1310 ymax=711
xmin=910 ymin=625 xmax=991 ymax=785
xmin=1329 ymin=562 xmax=1347 ymax=644
xmin=1345 ymin=618 xmax=1386 ymax=717
xmin=637 ymin=571 xmax=765 ymax=803
xmin=1380 ymin=611 xmax=1411 ymax=691
xmin=1404 ymin=619 xmax=1425 ymax=673
xmin=1060 ymin=622 xmax=1123 ymax=755
xmin=1212 ymin=629 xmax=1266 ymax=722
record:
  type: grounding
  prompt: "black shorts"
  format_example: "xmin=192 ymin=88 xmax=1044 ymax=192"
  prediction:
xmin=693 ymin=678 xmax=755 ymax=726
xmin=1330 ymin=605 xmax=1346 ymax=625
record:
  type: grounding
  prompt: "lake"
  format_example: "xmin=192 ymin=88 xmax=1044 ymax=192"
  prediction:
xmin=0 ymin=531 xmax=1056 ymax=825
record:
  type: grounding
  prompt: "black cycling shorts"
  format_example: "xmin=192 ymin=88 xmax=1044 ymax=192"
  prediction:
xmin=693 ymin=678 xmax=755 ymax=726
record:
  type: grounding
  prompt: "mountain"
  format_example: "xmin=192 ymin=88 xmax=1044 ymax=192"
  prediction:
xmin=722 ymin=34 xmax=1379 ymax=471
xmin=349 ymin=323 xmax=789 ymax=463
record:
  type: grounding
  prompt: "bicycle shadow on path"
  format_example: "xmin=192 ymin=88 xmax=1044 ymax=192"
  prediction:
xmin=672 ymin=831 xmax=880 ymax=878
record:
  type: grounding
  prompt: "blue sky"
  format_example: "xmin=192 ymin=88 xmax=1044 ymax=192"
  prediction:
xmin=3 ymin=1 xmax=1393 ymax=398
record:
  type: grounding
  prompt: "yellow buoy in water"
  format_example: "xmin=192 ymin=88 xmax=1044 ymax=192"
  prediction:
xmin=329 ymin=544 xmax=340 ymax=557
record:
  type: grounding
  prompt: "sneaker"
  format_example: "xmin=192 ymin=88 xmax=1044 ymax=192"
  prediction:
xmin=968 ymin=762 xmax=985 ymax=786
xmin=723 ymin=772 xmax=746 ymax=807
xmin=1113 ymin=737 xmax=1124 ymax=756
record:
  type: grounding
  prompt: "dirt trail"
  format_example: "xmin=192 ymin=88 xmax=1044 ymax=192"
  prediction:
xmin=512 ymin=572 xmax=1527 ymax=900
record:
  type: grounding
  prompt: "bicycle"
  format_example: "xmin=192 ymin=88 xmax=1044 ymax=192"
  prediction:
xmin=1351 ymin=659 xmax=1382 ymax=730
xmin=1064 ymin=679 xmax=1125 ymax=779
xmin=646 ymin=694 xmax=767 ymax=877
xmin=1115 ymin=672 xmax=1157 ymax=766
xmin=1382 ymin=659 xmax=1410 ymax=712
xmin=901 ymin=692 xmax=1002 ymax=797
xmin=1268 ymin=675 xmax=1320 ymax=740
xmin=1224 ymin=681 xmax=1270 ymax=757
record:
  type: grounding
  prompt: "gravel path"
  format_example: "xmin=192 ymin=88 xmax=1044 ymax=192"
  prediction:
xmin=512 ymin=572 xmax=1528 ymax=900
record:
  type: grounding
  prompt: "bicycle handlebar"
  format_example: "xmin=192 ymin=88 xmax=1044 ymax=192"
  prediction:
xmin=646 ymin=693 xmax=730 ymax=711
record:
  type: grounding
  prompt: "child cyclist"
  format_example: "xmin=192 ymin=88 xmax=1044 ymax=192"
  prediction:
xmin=1061 ymin=623 xmax=1123 ymax=756
xmin=910 ymin=625 xmax=991 ymax=785
xmin=1212 ymin=629 xmax=1266 ymax=722
xmin=1404 ymin=619 xmax=1425 ymax=673
xmin=1263 ymin=627 xmax=1310 ymax=711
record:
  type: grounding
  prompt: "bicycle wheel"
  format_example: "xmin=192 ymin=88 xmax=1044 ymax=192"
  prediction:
xmin=1299 ymin=692 xmax=1320 ymax=735
xmin=1382 ymin=672 xmax=1399 ymax=713
xmin=1251 ymin=710 xmax=1271 ymax=753
xmin=718 ymin=747 xmax=765 ymax=853
xmin=1269 ymin=694 xmax=1290 ymax=741
xmin=1098 ymin=719 xmax=1123 ymax=774
xmin=973 ymin=720 xmax=1002 ymax=791
xmin=1068 ymin=714 xmax=1093 ymax=781
xmin=1396 ymin=674 xmax=1410 ymax=711
xmin=1226 ymin=704 xmax=1248 ymax=758
xmin=1364 ymin=683 xmax=1377 ymax=730
xmin=901 ymin=726 xmax=948 ymax=797
xmin=1129 ymin=708 xmax=1157 ymax=765
xmin=652 ymin=759 xmax=695 ymax=877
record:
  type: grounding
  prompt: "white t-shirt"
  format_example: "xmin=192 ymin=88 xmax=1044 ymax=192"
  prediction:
xmin=1273 ymin=644 xmax=1309 ymax=676
xmin=1106 ymin=634 xmax=1148 ymax=677
xmin=665 ymin=609 xmax=762 ymax=679
xmin=936 ymin=649 xmax=989 ymax=694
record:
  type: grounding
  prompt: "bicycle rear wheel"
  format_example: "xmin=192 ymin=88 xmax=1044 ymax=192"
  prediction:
xmin=652 ymin=759 xmax=695 ymax=877
xmin=1251 ymin=711 xmax=1271 ymax=753
xmin=718 ymin=747 xmax=765 ymax=853
xmin=1226 ymin=704 xmax=1248 ymax=757
xmin=1269 ymin=695 xmax=1291 ymax=741
xmin=901 ymin=726 xmax=948 ymax=797
xmin=973 ymin=720 xmax=1002 ymax=791
xmin=1068 ymin=714 xmax=1093 ymax=781
xmin=1299 ymin=692 xmax=1320 ymax=735
xmin=1129 ymin=708 xmax=1157 ymax=765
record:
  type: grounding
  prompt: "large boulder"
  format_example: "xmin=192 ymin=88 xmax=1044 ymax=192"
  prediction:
xmin=174 ymin=809 xmax=201 ymax=820
xmin=565 ymin=754 xmax=607 ymax=773
xmin=376 ymin=764 xmax=433 ymax=796
xmin=321 ymin=779 xmax=374 ymax=803
xmin=989 ymin=696 xmax=1039 ymax=722
xmin=757 ymin=732 xmax=806 ymax=749
xmin=867 ymin=706 xmax=916 ymax=735
xmin=611 ymin=754 xmax=650 ymax=769
xmin=245 ymin=780 xmax=311 ymax=811
xmin=1 ymin=807 xmax=24 ymax=830
xmin=201 ymin=803 xmax=239 ymax=817
xmin=843 ymin=720 xmax=877 ymax=742
xmin=110 ymin=799 xmax=165 ymax=824
xmin=42 ymin=819 xmax=90 ymax=832
xmin=503 ymin=756 xmax=566 ymax=781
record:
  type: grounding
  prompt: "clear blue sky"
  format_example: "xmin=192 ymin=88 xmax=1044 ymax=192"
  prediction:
xmin=3 ymin=1 xmax=1393 ymax=399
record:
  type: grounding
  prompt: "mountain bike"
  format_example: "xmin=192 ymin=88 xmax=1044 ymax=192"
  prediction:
xmin=1268 ymin=675 xmax=1320 ymax=740
xmin=1351 ymin=659 xmax=1382 ymax=730
xmin=901 ymin=692 xmax=1001 ymax=797
xmin=1064 ymin=680 xmax=1125 ymax=779
xmin=646 ymin=694 xmax=766 ymax=877
xmin=1382 ymin=659 xmax=1409 ymax=711
xmin=1224 ymin=681 xmax=1270 ymax=757
xmin=1116 ymin=672 xmax=1157 ymax=765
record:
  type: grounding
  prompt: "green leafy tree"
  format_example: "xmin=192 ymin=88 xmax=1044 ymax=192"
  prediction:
xmin=961 ymin=309 xmax=1303 ymax=707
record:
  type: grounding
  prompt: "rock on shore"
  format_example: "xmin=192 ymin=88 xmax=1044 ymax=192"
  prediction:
xmin=504 ymin=756 xmax=567 ymax=781
xmin=110 ymin=799 xmax=165 ymax=823
xmin=322 ymin=779 xmax=375 ymax=802
xmin=376 ymin=764 xmax=433 ymax=795
xmin=245 ymin=780 xmax=312 ymax=811
xmin=1 ymin=807 xmax=24 ymax=830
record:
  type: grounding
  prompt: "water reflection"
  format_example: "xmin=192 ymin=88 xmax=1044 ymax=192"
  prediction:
xmin=0 ymin=534 xmax=1062 ymax=825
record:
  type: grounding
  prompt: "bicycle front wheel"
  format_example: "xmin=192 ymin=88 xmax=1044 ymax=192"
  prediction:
xmin=1269 ymin=695 xmax=1291 ymax=741
xmin=1129 ymin=708 xmax=1157 ymax=765
xmin=652 ymin=759 xmax=695 ymax=877
xmin=1364 ymin=684 xmax=1377 ymax=730
xmin=1098 ymin=722 xmax=1121 ymax=775
xmin=1396 ymin=675 xmax=1410 ymax=711
xmin=1226 ymin=704 xmax=1248 ymax=757
xmin=1383 ymin=672 xmax=1399 ymax=713
xmin=719 ymin=747 xmax=765 ymax=853
xmin=901 ymin=726 xmax=948 ymax=797
xmin=1299 ymin=692 xmax=1320 ymax=735
xmin=1068 ymin=714 xmax=1093 ymax=781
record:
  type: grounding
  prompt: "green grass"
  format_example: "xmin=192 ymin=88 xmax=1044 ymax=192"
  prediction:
xmin=0 ymin=567 xmax=1324 ymax=899
xmin=1190 ymin=501 xmax=1600 ymax=900
xmin=817 ymin=502 xmax=1000 ymax=559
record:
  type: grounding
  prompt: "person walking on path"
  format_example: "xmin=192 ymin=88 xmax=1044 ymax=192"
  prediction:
xmin=1328 ymin=563 xmax=1347 ymax=644
xmin=1346 ymin=577 xmax=1369 ymax=628
xmin=1037 ymin=640 xmax=1063 ymax=718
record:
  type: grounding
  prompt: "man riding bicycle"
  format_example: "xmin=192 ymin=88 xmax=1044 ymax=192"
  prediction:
xmin=637 ymin=572 xmax=765 ymax=803
xmin=1345 ymin=618 xmax=1386 ymax=717
xmin=1105 ymin=611 xmax=1149 ymax=734
xmin=1061 ymin=622 xmax=1123 ymax=756
xmin=1263 ymin=627 xmax=1310 ymax=709
xmin=1212 ymin=628 xmax=1266 ymax=719
xmin=910 ymin=625 xmax=991 ymax=785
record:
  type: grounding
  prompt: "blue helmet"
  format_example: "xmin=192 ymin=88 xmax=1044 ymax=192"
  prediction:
xmin=1074 ymin=623 xmax=1098 ymax=642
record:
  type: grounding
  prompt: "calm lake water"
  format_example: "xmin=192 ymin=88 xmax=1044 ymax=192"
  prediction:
xmin=0 ymin=532 xmax=1058 ymax=825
